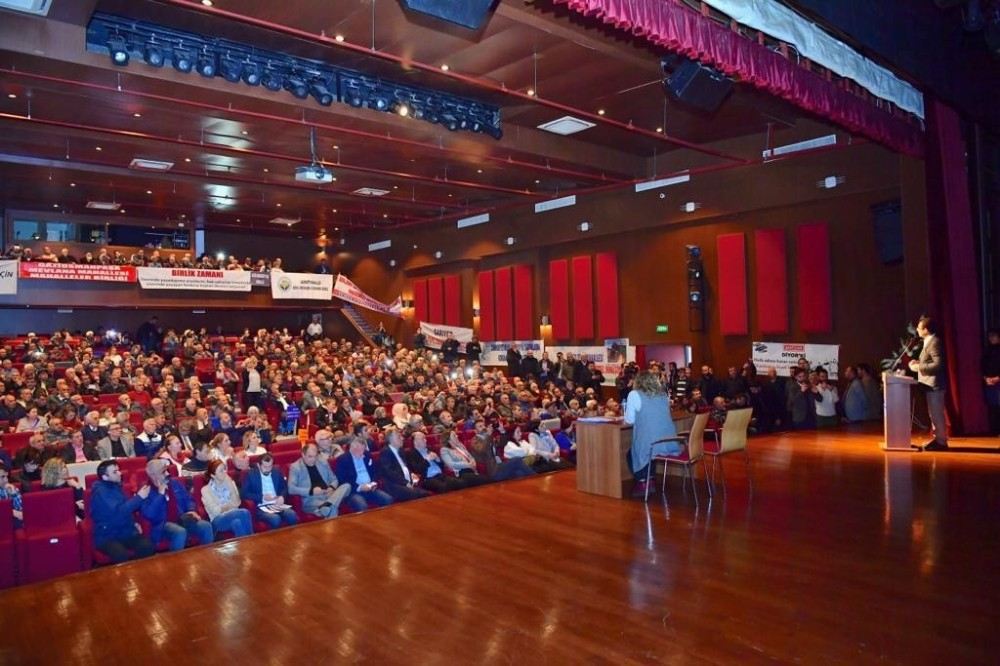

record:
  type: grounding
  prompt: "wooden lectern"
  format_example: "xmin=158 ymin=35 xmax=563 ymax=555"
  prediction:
xmin=882 ymin=372 xmax=917 ymax=451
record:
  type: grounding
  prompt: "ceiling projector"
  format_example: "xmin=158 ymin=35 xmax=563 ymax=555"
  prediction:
xmin=295 ymin=164 xmax=335 ymax=184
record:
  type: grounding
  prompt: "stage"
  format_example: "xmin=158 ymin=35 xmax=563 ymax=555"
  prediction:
xmin=1 ymin=428 xmax=998 ymax=664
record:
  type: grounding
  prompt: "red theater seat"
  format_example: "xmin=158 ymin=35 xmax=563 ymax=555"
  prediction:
xmin=15 ymin=488 xmax=83 ymax=584
xmin=0 ymin=499 xmax=16 ymax=588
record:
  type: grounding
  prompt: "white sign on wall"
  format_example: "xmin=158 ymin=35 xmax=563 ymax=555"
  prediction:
xmin=0 ymin=260 xmax=17 ymax=295
xmin=752 ymin=341 xmax=840 ymax=379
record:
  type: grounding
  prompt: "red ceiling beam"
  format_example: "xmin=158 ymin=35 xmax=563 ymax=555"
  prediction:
xmin=159 ymin=0 xmax=751 ymax=165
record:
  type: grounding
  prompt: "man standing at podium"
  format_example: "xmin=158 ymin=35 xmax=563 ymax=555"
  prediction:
xmin=909 ymin=316 xmax=949 ymax=451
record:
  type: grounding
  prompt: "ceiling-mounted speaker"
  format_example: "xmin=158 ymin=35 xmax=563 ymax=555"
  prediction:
xmin=663 ymin=57 xmax=733 ymax=114
xmin=399 ymin=0 xmax=498 ymax=30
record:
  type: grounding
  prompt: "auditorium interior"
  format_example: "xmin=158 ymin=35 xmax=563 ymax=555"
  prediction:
xmin=0 ymin=0 xmax=999 ymax=663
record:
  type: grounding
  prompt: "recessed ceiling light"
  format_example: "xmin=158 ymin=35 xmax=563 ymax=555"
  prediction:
xmin=133 ymin=112 xmax=141 ymax=118
xmin=70 ymin=183 xmax=76 ymax=187
xmin=236 ymin=218 xmax=241 ymax=222
xmin=52 ymin=204 xmax=59 ymax=208
xmin=6 ymin=93 xmax=15 ymax=99
xmin=276 ymin=203 xmax=282 ymax=207
xmin=184 ymin=157 xmax=192 ymax=162
xmin=526 ymin=88 xmax=535 ymax=96
xmin=477 ymin=169 xmax=483 ymax=173
xmin=577 ymin=221 xmax=591 ymax=232
xmin=241 ymin=130 xmax=248 ymax=136
xmin=146 ymin=190 xmax=152 ymax=195
xmin=333 ymin=145 xmax=340 ymax=150
xmin=597 ymin=109 xmax=605 ymax=115
xmin=334 ymin=34 xmax=345 ymax=42
xmin=120 ymin=209 xmax=126 ymax=214
xmin=681 ymin=201 xmax=701 ymax=213
xmin=537 ymin=116 xmax=596 ymax=136
xmin=434 ymin=251 xmax=442 ymax=259
xmin=201 ymin=0 xmax=213 ymax=6
xmin=263 ymin=168 xmax=269 ymax=173
xmin=389 ymin=259 xmax=397 ymax=267
xmin=95 ymin=146 xmax=102 ymax=151
xmin=440 ymin=64 xmax=449 ymax=72
xmin=656 ymin=127 xmax=663 ymax=133
xmin=383 ymin=213 xmax=388 ymax=218
xmin=332 ymin=209 xmax=338 ymax=213
xmin=334 ymin=227 xmax=339 ymax=231
xmin=392 ymin=185 xmax=398 ymax=189
xmin=413 ymin=244 xmax=418 ymax=249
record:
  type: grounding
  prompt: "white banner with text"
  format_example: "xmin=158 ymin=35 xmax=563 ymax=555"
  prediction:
xmin=137 ymin=267 xmax=252 ymax=292
xmin=418 ymin=322 xmax=474 ymax=352
xmin=333 ymin=274 xmax=402 ymax=317
xmin=270 ymin=272 xmax=333 ymax=300
xmin=0 ymin=260 xmax=17 ymax=295
xmin=752 ymin=341 xmax=840 ymax=379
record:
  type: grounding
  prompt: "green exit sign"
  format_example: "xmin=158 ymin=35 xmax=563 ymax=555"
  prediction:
xmin=656 ymin=324 xmax=669 ymax=333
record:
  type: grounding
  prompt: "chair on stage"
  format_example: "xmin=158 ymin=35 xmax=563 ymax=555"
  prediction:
xmin=644 ymin=412 xmax=711 ymax=505
xmin=702 ymin=407 xmax=754 ymax=495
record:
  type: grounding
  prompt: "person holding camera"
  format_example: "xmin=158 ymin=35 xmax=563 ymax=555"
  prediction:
xmin=812 ymin=368 xmax=840 ymax=428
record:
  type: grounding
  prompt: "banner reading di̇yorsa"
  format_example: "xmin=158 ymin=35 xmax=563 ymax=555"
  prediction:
xmin=332 ymin=274 xmax=402 ymax=317
xmin=137 ymin=267 xmax=252 ymax=292
xmin=0 ymin=260 xmax=17 ymax=295
xmin=19 ymin=262 xmax=136 ymax=283
xmin=418 ymin=322 xmax=474 ymax=352
xmin=752 ymin=341 xmax=840 ymax=379
xmin=271 ymin=272 xmax=333 ymax=300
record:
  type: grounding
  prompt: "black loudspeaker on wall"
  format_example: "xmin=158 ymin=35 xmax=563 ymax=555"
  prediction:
xmin=400 ymin=0 xmax=498 ymax=30
xmin=662 ymin=56 xmax=733 ymax=114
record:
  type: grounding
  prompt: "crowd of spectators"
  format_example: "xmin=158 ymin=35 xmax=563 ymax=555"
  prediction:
xmin=4 ymin=244 xmax=296 ymax=272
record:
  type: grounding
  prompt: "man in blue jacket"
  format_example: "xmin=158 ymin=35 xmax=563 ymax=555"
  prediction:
xmin=89 ymin=460 xmax=155 ymax=563
xmin=335 ymin=437 xmax=393 ymax=512
xmin=241 ymin=453 xmax=298 ymax=529
xmin=140 ymin=459 xmax=213 ymax=550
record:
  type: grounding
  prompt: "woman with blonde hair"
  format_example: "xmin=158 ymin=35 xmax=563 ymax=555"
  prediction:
xmin=624 ymin=371 xmax=680 ymax=498
xmin=38 ymin=458 xmax=85 ymax=518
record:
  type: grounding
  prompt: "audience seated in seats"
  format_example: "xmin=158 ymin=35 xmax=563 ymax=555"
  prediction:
xmin=96 ymin=422 xmax=135 ymax=460
xmin=707 ymin=397 xmax=729 ymax=430
xmin=89 ymin=459 xmax=155 ymax=563
xmin=0 ymin=463 xmax=24 ymax=525
xmin=200 ymin=459 xmax=253 ymax=538
xmin=61 ymin=430 xmax=100 ymax=464
xmin=15 ymin=406 xmax=47 ymax=433
xmin=141 ymin=459 xmax=213 ymax=550
xmin=526 ymin=424 xmax=573 ymax=473
xmin=81 ymin=411 xmax=107 ymax=446
xmin=405 ymin=431 xmax=466 ymax=493
xmin=134 ymin=418 xmax=165 ymax=459
xmin=157 ymin=435 xmax=186 ymax=475
xmin=240 ymin=431 xmax=267 ymax=457
xmin=313 ymin=429 xmax=345 ymax=464
xmin=36 ymin=458 xmax=85 ymax=519
xmin=287 ymin=443 xmax=350 ymax=519
xmin=335 ymin=438 xmax=393 ymax=512
xmin=241 ymin=453 xmax=298 ymax=529
xmin=439 ymin=430 xmax=492 ymax=487
xmin=469 ymin=424 xmax=535 ymax=482
xmin=14 ymin=433 xmax=52 ymax=483
xmin=0 ymin=393 xmax=27 ymax=424
xmin=182 ymin=440 xmax=213 ymax=475
xmin=377 ymin=428 xmax=431 ymax=502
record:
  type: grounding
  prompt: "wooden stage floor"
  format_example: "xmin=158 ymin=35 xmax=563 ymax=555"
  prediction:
xmin=1 ymin=428 xmax=999 ymax=665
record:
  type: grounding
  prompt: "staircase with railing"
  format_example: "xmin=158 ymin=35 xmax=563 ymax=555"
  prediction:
xmin=340 ymin=304 xmax=378 ymax=345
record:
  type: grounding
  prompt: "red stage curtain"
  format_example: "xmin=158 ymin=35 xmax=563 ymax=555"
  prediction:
xmin=412 ymin=279 xmax=428 ymax=324
xmin=444 ymin=275 xmax=461 ymax=327
xmin=754 ymin=229 xmax=788 ymax=334
xmin=478 ymin=271 xmax=495 ymax=341
xmin=427 ymin=276 xmax=443 ymax=324
xmin=572 ymin=256 xmax=594 ymax=339
xmin=925 ymin=99 xmax=988 ymax=433
xmin=513 ymin=265 xmax=534 ymax=341
xmin=549 ymin=259 xmax=570 ymax=341
xmin=494 ymin=267 xmax=514 ymax=340
xmin=717 ymin=233 xmax=748 ymax=335
xmin=595 ymin=252 xmax=620 ymax=339
xmin=795 ymin=223 xmax=832 ymax=333
xmin=553 ymin=0 xmax=923 ymax=158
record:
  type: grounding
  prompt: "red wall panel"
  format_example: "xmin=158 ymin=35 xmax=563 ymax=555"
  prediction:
xmin=444 ymin=274 xmax=461 ymax=327
xmin=796 ymin=222 xmax=833 ymax=333
xmin=427 ymin=276 xmax=444 ymax=324
xmin=513 ymin=265 xmax=534 ymax=341
xmin=754 ymin=229 xmax=789 ymax=334
xmin=549 ymin=259 xmax=570 ymax=341
xmin=595 ymin=252 xmax=620 ymax=339
xmin=571 ymin=255 xmax=594 ymax=339
xmin=412 ymin=279 xmax=428 ymax=324
xmin=494 ymin=266 xmax=514 ymax=340
xmin=716 ymin=233 xmax=749 ymax=335
xmin=477 ymin=271 xmax=495 ymax=341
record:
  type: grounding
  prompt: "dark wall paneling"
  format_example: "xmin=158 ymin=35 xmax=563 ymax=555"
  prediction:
xmin=571 ymin=255 xmax=594 ymax=340
xmin=427 ymin=276 xmax=444 ymax=324
xmin=754 ymin=229 xmax=789 ymax=334
xmin=796 ymin=222 xmax=833 ymax=333
xmin=477 ymin=270 xmax=495 ymax=341
xmin=595 ymin=252 xmax=620 ymax=339
xmin=513 ymin=264 xmax=534 ymax=341
xmin=444 ymin=274 xmax=461 ymax=326
xmin=716 ymin=233 xmax=749 ymax=335
xmin=494 ymin=266 xmax=514 ymax=340
xmin=549 ymin=259 xmax=570 ymax=341
xmin=412 ymin=278 xmax=428 ymax=324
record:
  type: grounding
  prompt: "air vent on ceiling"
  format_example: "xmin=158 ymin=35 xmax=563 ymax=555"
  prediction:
xmin=352 ymin=187 xmax=391 ymax=197
xmin=537 ymin=116 xmax=596 ymax=136
xmin=0 ymin=0 xmax=52 ymax=16
xmin=86 ymin=201 xmax=122 ymax=211
xmin=129 ymin=158 xmax=175 ymax=172
xmin=269 ymin=217 xmax=301 ymax=227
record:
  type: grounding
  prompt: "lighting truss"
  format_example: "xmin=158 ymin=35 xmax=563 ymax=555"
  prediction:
xmin=86 ymin=12 xmax=502 ymax=139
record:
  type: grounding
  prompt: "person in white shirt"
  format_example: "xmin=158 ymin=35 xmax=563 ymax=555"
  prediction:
xmin=812 ymin=368 xmax=840 ymax=428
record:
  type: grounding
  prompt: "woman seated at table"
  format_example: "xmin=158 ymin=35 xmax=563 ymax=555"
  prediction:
xmin=624 ymin=371 xmax=680 ymax=498
xmin=200 ymin=459 xmax=253 ymax=539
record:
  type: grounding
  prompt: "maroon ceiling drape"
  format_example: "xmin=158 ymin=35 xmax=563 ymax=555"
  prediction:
xmin=553 ymin=0 xmax=924 ymax=158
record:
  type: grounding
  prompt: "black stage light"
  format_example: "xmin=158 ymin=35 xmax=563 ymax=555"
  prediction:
xmin=220 ymin=55 xmax=243 ymax=83
xmin=143 ymin=41 xmax=164 ymax=67
xmin=196 ymin=51 xmax=217 ymax=77
xmin=284 ymin=74 xmax=309 ymax=98
xmin=172 ymin=46 xmax=194 ymax=73
xmin=242 ymin=61 xmax=262 ymax=86
xmin=372 ymin=94 xmax=390 ymax=111
xmin=309 ymin=80 xmax=334 ymax=106
xmin=443 ymin=115 xmax=459 ymax=131
xmin=261 ymin=67 xmax=282 ymax=91
xmin=107 ymin=35 xmax=129 ymax=66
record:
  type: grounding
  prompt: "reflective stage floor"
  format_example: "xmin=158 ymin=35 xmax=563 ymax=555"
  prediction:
xmin=1 ymin=428 xmax=998 ymax=664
